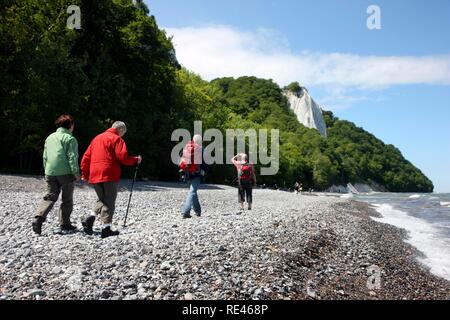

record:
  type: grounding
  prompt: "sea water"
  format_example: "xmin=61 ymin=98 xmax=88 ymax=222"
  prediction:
xmin=351 ymin=192 xmax=450 ymax=281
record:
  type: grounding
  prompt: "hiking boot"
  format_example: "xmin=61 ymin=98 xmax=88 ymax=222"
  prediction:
xmin=195 ymin=212 xmax=201 ymax=217
xmin=182 ymin=214 xmax=192 ymax=219
xmin=32 ymin=217 xmax=44 ymax=235
xmin=82 ymin=216 xmax=95 ymax=235
xmin=101 ymin=227 xmax=120 ymax=239
xmin=248 ymin=206 xmax=252 ymax=211
xmin=60 ymin=224 xmax=77 ymax=232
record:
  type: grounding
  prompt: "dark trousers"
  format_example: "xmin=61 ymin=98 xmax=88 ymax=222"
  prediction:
xmin=238 ymin=181 xmax=253 ymax=204
xmin=34 ymin=175 xmax=75 ymax=225
xmin=93 ymin=182 xmax=118 ymax=224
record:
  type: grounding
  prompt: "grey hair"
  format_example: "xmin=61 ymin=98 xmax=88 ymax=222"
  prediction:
xmin=112 ymin=121 xmax=127 ymax=133
xmin=193 ymin=134 xmax=202 ymax=145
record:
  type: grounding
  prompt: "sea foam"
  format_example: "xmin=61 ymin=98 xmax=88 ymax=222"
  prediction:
xmin=372 ymin=203 xmax=450 ymax=281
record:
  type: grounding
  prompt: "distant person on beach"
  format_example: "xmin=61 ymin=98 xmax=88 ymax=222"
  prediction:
xmin=32 ymin=115 xmax=80 ymax=235
xmin=179 ymin=135 xmax=206 ymax=219
xmin=294 ymin=181 xmax=303 ymax=194
xmin=231 ymin=153 xmax=257 ymax=211
xmin=80 ymin=121 xmax=142 ymax=239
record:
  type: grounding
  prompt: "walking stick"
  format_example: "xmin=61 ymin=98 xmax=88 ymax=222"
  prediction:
xmin=123 ymin=164 xmax=139 ymax=227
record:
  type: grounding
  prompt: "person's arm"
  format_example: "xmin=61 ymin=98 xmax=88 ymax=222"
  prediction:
xmin=80 ymin=144 xmax=92 ymax=181
xmin=252 ymin=164 xmax=257 ymax=185
xmin=66 ymin=137 xmax=80 ymax=178
xmin=231 ymin=154 xmax=240 ymax=167
xmin=114 ymin=138 xmax=139 ymax=166
xmin=43 ymin=140 xmax=48 ymax=172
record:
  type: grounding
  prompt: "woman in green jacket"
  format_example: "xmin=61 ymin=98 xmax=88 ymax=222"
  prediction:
xmin=32 ymin=115 xmax=80 ymax=235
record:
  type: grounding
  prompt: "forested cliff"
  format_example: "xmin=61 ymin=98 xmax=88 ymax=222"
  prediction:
xmin=0 ymin=0 xmax=433 ymax=192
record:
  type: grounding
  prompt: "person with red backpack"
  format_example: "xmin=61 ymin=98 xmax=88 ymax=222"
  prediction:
xmin=231 ymin=153 xmax=257 ymax=211
xmin=179 ymin=135 xmax=206 ymax=219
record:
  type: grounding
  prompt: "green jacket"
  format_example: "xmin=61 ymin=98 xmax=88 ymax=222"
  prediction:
xmin=43 ymin=127 xmax=80 ymax=176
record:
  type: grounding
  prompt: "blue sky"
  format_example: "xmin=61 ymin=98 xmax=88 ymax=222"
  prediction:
xmin=145 ymin=0 xmax=450 ymax=192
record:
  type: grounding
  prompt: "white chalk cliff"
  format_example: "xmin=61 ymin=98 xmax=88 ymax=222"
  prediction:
xmin=284 ymin=88 xmax=327 ymax=137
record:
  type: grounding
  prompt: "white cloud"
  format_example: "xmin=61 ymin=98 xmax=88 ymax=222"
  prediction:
xmin=315 ymin=86 xmax=370 ymax=110
xmin=165 ymin=25 xmax=450 ymax=90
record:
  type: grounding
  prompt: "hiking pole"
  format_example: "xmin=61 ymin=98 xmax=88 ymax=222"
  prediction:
xmin=123 ymin=163 xmax=139 ymax=228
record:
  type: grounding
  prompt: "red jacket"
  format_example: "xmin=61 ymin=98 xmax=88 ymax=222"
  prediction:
xmin=81 ymin=128 xmax=138 ymax=184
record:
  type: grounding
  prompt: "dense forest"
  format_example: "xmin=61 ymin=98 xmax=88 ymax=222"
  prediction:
xmin=0 ymin=0 xmax=433 ymax=192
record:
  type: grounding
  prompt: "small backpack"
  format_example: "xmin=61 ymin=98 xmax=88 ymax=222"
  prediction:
xmin=179 ymin=141 xmax=201 ymax=175
xmin=239 ymin=164 xmax=253 ymax=182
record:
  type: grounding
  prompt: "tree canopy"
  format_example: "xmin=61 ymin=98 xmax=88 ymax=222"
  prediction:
xmin=0 ymin=1 xmax=434 ymax=192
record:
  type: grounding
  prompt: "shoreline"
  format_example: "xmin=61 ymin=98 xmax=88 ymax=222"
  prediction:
xmin=0 ymin=174 xmax=448 ymax=300
xmin=294 ymin=200 xmax=450 ymax=299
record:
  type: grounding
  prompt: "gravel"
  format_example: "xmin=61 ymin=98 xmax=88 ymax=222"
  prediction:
xmin=0 ymin=174 xmax=449 ymax=300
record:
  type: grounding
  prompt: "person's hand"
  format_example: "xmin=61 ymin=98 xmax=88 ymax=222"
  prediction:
xmin=75 ymin=175 xmax=81 ymax=182
xmin=137 ymin=155 xmax=142 ymax=164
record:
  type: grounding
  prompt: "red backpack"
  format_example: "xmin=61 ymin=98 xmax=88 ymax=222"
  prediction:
xmin=179 ymin=141 xmax=201 ymax=174
xmin=239 ymin=164 xmax=253 ymax=182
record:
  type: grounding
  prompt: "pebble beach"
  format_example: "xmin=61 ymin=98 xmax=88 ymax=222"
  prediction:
xmin=0 ymin=175 xmax=449 ymax=300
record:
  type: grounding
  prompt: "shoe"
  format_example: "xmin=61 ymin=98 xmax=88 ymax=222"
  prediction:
xmin=32 ymin=217 xmax=44 ymax=235
xmin=82 ymin=216 xmax=95 ymax=235
xmin=182 ymin=214 xmax=192 ymax=219
xmin=248 ymin=207 xmax=252 ymax=211
xmin=60 ymin=224 xmax=77 ymax=232
xmin=101 ymin=227 xmax=120 ymax=239
xmin=195 ymin=212 xmax=201 ymax=217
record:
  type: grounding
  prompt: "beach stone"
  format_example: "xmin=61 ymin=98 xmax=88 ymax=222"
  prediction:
xmin=184 ymin=292 xmax=195 ymax=300
xmin=123 ymin=281 xmax=137 ymax=289
xmin=307 ymin=289 xmax=317 ymax=299
xmin=254 ymin=288 xmax=263 ymax=296
xmin=51 ymin=266 xmax=62 ymax=275
xmin=160 ymin=261 xmax=172 ymax=270
xmin=25 ymin=289 xmax=46 ymax=297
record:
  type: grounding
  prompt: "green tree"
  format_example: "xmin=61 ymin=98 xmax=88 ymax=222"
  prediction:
xmin=284 ymin=81 xmax=302 ymax=95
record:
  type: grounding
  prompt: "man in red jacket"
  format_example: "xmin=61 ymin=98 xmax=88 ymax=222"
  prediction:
xmin=80 ymin=121 xmax=142 ymax=238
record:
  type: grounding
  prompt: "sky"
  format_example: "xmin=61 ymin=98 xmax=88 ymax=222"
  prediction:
xmin=145 ymin=0 xmax=450 ymax=192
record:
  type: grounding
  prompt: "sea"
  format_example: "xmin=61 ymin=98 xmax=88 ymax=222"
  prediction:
xmin=347 ymin=192 xmax=450 ymax=281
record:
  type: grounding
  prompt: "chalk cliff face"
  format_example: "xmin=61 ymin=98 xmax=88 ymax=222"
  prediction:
xmin=284 ymin=88 xmax=327 ymax=137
